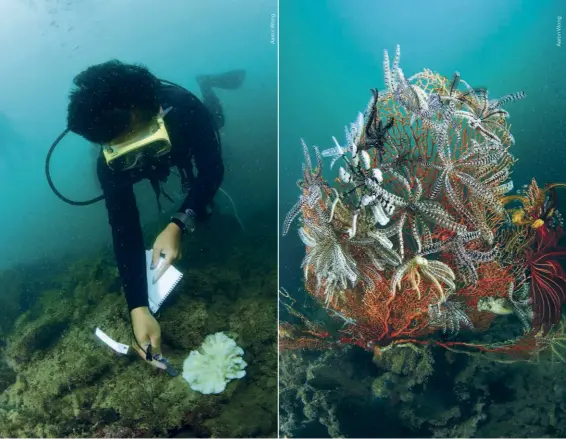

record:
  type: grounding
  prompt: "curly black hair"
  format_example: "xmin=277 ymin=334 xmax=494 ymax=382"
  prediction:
xmin=67 ymin=60 xmax=162 ymax=144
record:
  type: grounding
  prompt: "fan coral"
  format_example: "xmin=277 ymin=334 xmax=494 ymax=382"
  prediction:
xmin=280 ymin=44 xmax=566 ymax=363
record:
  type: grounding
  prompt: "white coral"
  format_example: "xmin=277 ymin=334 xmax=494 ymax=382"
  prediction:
xmin=182 ymin=332 xmax=246 ymax=394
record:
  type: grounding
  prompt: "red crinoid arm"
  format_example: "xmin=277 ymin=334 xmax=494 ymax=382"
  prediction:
xmin=528 ymin=229 xmax=566 ymax=333
xmin=530 ymin=259 xmax=566 ymax=332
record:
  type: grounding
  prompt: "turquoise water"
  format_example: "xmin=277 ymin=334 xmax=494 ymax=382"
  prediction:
xmin=0 ymin=0 xmax=277 ymax=270
xmin=280 ymin=0 xmax=566 ymax=295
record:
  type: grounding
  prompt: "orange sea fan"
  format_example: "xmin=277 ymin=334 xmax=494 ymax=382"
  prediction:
xmin=458 ymin=261 xmax=515 ymax=308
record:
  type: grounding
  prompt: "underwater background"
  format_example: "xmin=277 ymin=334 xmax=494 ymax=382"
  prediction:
xmin=0 ymin=0 xmax=277 ymax=270
xmin=0 ymin=0 xmax=277 ymax=437
xmin=279 ymin=0 xmax=566 ymax=438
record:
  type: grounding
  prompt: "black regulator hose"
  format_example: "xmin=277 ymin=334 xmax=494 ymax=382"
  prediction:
xmin=45 ymin=127 xmax=104 ymax=206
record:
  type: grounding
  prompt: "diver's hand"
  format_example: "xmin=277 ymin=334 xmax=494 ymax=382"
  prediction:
xmin=131 ymin=307 xmax=167 ymax=370
xmin=151 ymin=223 xmax=182 ymax=283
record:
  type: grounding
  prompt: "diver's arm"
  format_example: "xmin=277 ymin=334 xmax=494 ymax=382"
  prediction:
xmin=177 ymin=129 xmax=224 ymax=222
xmin=97 ymin=159 xmax=149 ymax=311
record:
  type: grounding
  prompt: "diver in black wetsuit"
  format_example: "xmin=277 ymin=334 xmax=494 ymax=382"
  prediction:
xmin=66 ymin=60 xmax=245 ymax=370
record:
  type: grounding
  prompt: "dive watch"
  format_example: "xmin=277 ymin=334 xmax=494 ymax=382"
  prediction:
xmin=170 ymin=210 xmax=196 ymax=234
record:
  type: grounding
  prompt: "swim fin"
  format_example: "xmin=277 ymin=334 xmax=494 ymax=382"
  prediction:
xmin=196 ymin=69 xmax=246 ymax=90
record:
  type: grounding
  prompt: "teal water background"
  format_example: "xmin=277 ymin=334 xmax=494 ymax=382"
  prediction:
xmin=279 ymin=0 xmax=566 ymax=294
xmin=0 ymin=0 xmax=277 ymax=271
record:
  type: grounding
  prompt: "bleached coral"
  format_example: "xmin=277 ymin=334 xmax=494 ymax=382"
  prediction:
xmin=182 ymin=332 xmax=247 ymax=394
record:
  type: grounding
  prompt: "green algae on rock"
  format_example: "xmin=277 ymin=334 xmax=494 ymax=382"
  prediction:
xmin=0 ymin=213 xmax=276 ymax=438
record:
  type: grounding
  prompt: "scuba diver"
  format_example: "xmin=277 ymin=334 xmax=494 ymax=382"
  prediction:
xmin=60 ymin=60 xmax=245 ymax=371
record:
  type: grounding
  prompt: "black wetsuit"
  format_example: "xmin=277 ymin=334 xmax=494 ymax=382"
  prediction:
xmin=97 ymin=84 xmax=224 ymax=311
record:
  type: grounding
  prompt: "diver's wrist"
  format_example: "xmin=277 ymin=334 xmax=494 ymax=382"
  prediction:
xmin=170 ymin=210 xmax=196 ymax=234
xmin=130 ymin=306 xmax=150 ymax=317
xmin=169 ymin=218 xmax=186 ymax=234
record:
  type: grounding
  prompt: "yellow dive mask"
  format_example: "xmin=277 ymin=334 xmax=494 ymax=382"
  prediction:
xmin=102 ymin=106 xmax=173 ymax=171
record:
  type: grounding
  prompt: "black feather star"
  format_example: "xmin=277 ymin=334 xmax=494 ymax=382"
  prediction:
xmin=361 ymin=88 xmax=394 ymax=163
